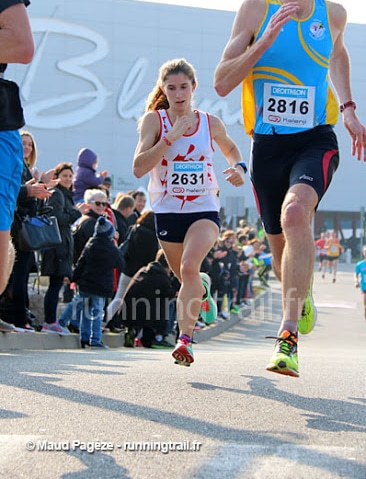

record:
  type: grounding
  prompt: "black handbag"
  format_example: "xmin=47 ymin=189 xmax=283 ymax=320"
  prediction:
xmin=18 ymin=214 xmax=62 ymax=252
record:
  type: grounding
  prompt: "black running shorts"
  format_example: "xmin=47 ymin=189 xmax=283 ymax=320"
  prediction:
xmin=250 ymin=125 xmax=339 ymax=235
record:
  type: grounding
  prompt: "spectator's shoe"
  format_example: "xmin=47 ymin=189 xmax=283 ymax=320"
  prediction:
xmin=220 ymin=311 xmax=230 ymax=320
xmin=172 ymin=334 xmax=194 ymax=367
xmin=81 ymin=340 xmax=90 ymax=349
xmin=67 ymin=324 xmax=80 ymax=334
xmin=42 ymin=322 xmax=70 ymax=335
xmin=0 ymin=319 xmax=15 ymax=332
xmin=230 ymin=305 xmax=241 ymax=314
xmin=13 ymin=324 xmax=35 ymax=333
xmin=199 ymin=272 xmax=217 ymax=325
xmin=151 ymin=338 xmax=174 ymax=349
xmin=90 ymin=342 xmax=109 ymax=349
xmin=266 ymin=330 xmax=299 ymax=378
xmin=298 ymin=280 xmax=317 ymax=335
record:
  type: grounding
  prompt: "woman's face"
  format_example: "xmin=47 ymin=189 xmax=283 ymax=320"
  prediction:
xmin=22 ymin=135 xmax=33 ymax=162
xmin=162 ymin=73 xmax=194 ymax=112
xmin=89 ymin=196 xmax=107 ymax=214
xmin=58 ymin=168 xmax=73 ymax=189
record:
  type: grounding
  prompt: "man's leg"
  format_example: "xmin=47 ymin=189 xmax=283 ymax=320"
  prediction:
xmin=265 ymin=184 xmax=318 ymax=377
xmin=277 ymin=184 xmax=318 ymax=333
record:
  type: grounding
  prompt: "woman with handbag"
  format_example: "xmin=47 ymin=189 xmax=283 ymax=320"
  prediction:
xmin=0 ymin=131 xmax=53 ymax=332
xmin=41 ymin=162 xmax=88 ymax=334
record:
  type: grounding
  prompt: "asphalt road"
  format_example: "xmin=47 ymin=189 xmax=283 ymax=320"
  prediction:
xmin=1 ymin=265 xmax=365 ymax=479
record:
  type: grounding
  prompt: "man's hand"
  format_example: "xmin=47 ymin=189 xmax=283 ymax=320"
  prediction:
xmin=342 ymin=110 xmax=366 ymax=161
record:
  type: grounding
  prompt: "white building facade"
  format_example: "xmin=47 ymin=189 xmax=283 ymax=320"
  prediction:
xmin=8 ymin=0 xmax=366 ymax=238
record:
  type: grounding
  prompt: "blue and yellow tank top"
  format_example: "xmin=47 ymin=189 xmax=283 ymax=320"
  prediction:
xmin=242 ymin=0 xmax=338 ymax=135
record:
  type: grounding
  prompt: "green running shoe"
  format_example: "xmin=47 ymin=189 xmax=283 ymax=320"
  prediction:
xmin=199 ymin=272 xmax=217 ymax=325
xmin=266 ymin=330 xmax=299 ymax=378
xmin=172 ymin=335 xmax=194 ymax=367
xmin=298 ymin=280 xmax=317 ymax=335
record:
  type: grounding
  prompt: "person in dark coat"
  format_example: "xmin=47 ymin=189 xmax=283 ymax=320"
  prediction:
xmin=72 ymin=189 xmax=108 ymax=263
xmin=1 ymin=130 xmax=53 ymax=331
xmin=41 ymin=162 xmax=87 ymax=333
xmin=105 ymin=210 xmax=159 ymax=327
xmin=112 ymin=193 xmax=135 ymax=246
xmin=122 ymin=249 xmax=176 ymax=348
xmin=73 ymin=217 xmax=123 ymax=348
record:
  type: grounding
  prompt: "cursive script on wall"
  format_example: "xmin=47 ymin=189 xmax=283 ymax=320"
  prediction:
xmin=21 ymin=17 xmax=242 ymax=129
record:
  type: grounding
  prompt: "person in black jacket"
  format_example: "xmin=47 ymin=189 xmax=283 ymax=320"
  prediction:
xmin=112 ymin=193 xmax=134 ymax=246
xmin=73 ymin=217 xmax=123 ymax=348
xmin=1 ymin=130 xmax=53 ymax=332
xmin=105 ymin=210 xmax=159 ymax=327
xmin=72 ymin=189 xmax=109 ymax=263
xmin=41 ymin=162 xmax=88 ymax=333
xmin=122 ymin=249 xmax=176 ymax=348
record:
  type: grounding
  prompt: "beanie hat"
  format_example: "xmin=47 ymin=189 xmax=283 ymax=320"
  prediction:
xmin=94 ymin=216 xmax=115 ymax=239
xmin=77 ymin=148 xmax=98 ymax=168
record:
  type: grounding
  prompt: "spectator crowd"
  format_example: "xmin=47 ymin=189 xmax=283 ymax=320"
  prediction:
xmin=0 ymin=133 xmax=271 ymax=349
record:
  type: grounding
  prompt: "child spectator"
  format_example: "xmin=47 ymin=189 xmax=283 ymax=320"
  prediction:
xmin=73 ymin=148 xmax=109 ymax=203
xmin=73 ymin=216 xmax=123 ymax=348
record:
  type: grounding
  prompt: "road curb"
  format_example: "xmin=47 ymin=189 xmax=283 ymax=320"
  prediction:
xmin=0 ymin=288 xmax=269 ymax=351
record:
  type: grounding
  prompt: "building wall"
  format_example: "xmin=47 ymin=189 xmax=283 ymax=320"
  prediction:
xmin=7 ymin=0 xmax=366 ymax=214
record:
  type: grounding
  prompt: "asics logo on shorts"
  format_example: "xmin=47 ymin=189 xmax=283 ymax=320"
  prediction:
xmin=299 ymin=174 xmax=314 ymax=182
xmin=159 ymin=230 xmax=168 ymax=236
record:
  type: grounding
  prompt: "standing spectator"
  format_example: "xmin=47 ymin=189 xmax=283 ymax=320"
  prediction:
xmin=354 ymin=245 xmax=366 ymax=321
xmin=73 ymin=217 xmax=123 ymax=348
xmin=41 ymin=162 xmax=88 ymax=334
xmin=126 ymin=190 xmax=146 ymax=226
xmin=55 ymin=189 xmax=109 ymax=331
xmin=73 ymin=189 xmax=108 ymax=262
xmin=73 ymin=148 xmax=109 ymax=203
xmin=112 ymin=194 xmax=135 ymax=245
xmin=2 ymin=132 xmax=53 ymax=332
xmin=0 ymin=0 xmax=34 ymax=331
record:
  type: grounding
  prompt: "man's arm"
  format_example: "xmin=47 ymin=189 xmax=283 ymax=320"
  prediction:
xmin=328 ymin=2 xmax=366 ymax=161
xmin=214 ymin=0 xmax=299 ymax=97
xmin=0 ymin=2 xmax=34 ymax=64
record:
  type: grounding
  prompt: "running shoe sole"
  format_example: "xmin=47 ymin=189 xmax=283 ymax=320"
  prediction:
xmin=266 ymin=362 xmax=299 ymax=378
xmin=172 ymin=344 xmax=194 ymax=367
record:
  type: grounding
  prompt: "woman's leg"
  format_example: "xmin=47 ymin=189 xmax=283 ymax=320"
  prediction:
xmin=160 ymin=219 xmax=219 ymax=341
xmin=44 ymin=275 xmax=64 ymax=324
xmin=11 ymin=249 xmax=33 ymax=327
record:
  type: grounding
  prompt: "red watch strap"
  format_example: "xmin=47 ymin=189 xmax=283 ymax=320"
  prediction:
xmin=339 ymin=101 xmax=356 ymax=113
